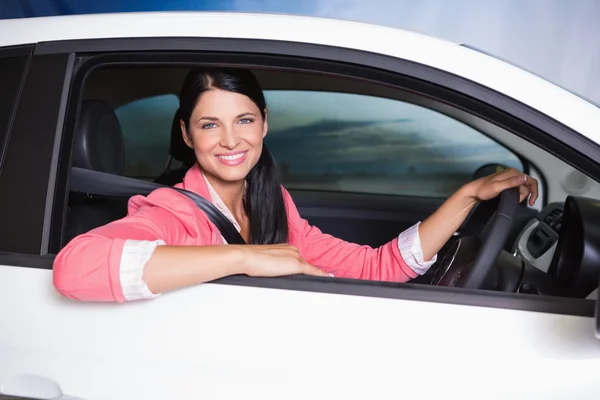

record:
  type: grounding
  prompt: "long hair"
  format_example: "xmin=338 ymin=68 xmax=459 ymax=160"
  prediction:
xmin=179 ymin=67 xmax=288 ymax=244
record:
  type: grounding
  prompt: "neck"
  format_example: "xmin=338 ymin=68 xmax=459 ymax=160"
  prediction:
xmin=205 ymin=174 xmax=246 ymax=215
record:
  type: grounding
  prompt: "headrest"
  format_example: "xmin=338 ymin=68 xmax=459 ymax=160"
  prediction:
xmin=73 ymin=100 xmax=125 ymax=175
xmin=170 ymin=108 xmax=196 ymax=167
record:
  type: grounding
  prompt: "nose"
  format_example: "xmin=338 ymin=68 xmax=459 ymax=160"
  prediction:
xmin=219 ymin=125 xmax=241 ymax=149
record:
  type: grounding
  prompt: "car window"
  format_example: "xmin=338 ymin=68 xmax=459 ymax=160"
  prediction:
xmin=113 ymin=90 xmax=523 ymax=197
xmin=114 ymin=94 xmax=179 ymax=179
xmin=0 ymin=54 xmax=29 ymax=172
xmin=264 ymin=90 xmax=523 ymax=198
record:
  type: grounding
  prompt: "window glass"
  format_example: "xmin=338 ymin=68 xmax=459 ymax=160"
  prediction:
xmin=0 ymin=55 xmax=28 ymax=171
xmin=113 ymin=90 xmax=523 ymax=197
xmin=264 ymin=91 xmax=523 ymax=197
xmin=114 ymin=94 xmax=179 ymax=178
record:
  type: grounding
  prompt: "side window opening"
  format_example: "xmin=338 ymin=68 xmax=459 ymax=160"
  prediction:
xmin=61 ymin=68 xmax=526 ymax=252
xmin=264 ymin=90 xmax=523 ymax=198
xmin=86 ymin=87 xmax=525 ymax=196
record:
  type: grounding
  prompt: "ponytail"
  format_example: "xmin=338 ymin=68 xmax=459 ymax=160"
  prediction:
xmin=244 ymin=144 xmax=288 ymax=244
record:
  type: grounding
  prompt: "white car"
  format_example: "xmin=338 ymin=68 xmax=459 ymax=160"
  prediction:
xmin=1 ymin=11 xmax=600 ymax=400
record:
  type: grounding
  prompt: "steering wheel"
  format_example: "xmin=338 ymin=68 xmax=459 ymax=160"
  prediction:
xmin=430 ymin=187 xmax=520 ymax=289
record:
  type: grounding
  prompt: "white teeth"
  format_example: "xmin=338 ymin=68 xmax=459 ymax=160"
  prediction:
xmin=217 ymin=152 xmax=245 ymax=161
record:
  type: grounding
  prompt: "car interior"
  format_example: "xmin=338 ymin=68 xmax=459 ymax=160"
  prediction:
xmin=62 ymin=64 xmax=600 ymax=299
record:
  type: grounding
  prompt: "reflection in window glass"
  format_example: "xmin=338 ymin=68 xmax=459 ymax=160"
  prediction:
xmin=114 ymin=94 xmax=179 ymax=178
xmin=0 ymin=55 xmax=28 ymax=170
xmin=264 ymin=91 xmax=523 ymax=197
xmin=112 ymin=90 xmax=522 ymax=197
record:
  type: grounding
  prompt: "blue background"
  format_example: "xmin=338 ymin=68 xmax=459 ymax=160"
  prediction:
xmin=1 ymin=0 xmax=598 ymax=106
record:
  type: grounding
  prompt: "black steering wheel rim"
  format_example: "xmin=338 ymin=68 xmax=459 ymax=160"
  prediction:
xmin=432 ymin=187 xmax=521 ymax=289
xmin=459 ymin=187 xmax=520 ymax=288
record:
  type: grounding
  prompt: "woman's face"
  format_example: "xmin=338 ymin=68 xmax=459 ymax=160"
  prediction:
xmin=181 ymin=88 xmax=267 ymax=184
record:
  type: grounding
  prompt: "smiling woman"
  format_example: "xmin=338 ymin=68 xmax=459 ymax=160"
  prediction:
xmin=177 ymin=67 xmax=284 ymax=245
xmin=52 ymin=66 xmax=537 ymax=302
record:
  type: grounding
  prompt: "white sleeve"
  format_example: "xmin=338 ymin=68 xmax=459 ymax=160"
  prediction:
xmin=119 ymin=239 xmax=166 ymax=301
xmin=397 ymin=222 xmax=438 ymax=275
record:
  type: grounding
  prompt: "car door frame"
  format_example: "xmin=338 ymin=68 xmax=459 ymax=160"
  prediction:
xmin=1 ymin=37 xmax=598 ymax=321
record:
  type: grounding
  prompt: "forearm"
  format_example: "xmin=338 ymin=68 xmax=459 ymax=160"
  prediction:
xmin=418 ymin=184 xmax=478 ymax=261
xmin=143 ymin=245 xmax=247 ymax=294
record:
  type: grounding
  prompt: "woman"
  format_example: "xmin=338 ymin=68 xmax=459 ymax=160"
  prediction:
xmin=53 ymin=67 xmax=538 ymax=302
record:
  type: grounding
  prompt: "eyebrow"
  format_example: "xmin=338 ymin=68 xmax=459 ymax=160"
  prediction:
xmin=198 ymin=112 xmax=257 ymax=122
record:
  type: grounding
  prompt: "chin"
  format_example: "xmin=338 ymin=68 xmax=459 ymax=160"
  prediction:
xmin=212 ymin=165 xmax=252 ymax=183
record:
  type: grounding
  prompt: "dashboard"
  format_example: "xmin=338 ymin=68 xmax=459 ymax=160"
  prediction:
xmin=512 ymin=202 xmax=563 ymax=273
xmin=510 ymin=196 xmax=600 ymax=299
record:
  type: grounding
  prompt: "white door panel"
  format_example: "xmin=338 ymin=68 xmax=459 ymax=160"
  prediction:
xmin=0 ymin=264 xmax=598 ymax=399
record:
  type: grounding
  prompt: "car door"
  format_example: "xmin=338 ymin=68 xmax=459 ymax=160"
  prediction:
xmin=0 ymin=38 xmax=599 ymax=400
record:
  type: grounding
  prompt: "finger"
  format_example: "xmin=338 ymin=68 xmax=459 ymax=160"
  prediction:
xmin=301 ymin=263 xmax=333 ymax=277
xmin=519 ymin=184 xmax=530 ymax=203
xmin=497 ymin=173 xmax=539 ymax=206
xmin=498 ymin=173 xmax=527 ymax=190
xmin=524 ymin=177 xmax=539 ymax=206
xmin=490 ymin=175 xmax=523 ymax=196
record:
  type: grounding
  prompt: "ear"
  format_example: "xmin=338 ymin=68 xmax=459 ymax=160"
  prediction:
xmin=262 ymin=109 xmax=268 ymax=138
xmin=180 ymin=120 xmax=194 ymax=148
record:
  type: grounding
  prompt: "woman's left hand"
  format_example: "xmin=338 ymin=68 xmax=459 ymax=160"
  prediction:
xmin=466 ymin=167 xmax=539 ymax=206
xmin=417 ymin=167 xmax=539 ymax=262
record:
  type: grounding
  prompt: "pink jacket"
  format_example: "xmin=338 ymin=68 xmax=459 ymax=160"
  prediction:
xmin=53 ymin=164 xmax=424 ymax=302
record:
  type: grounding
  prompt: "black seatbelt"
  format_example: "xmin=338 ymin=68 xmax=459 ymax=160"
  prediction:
xmin=70 ymin=167 xmax=246 ymax=245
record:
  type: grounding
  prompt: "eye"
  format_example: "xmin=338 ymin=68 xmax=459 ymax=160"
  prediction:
xmin=201 ymin=122 xmax=217 ymax=129
xmin=239 ymin=118 xmax=254 ymax=125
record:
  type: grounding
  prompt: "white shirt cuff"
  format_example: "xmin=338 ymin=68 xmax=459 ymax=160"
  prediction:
xmin=397 ymin=222 xmax=437 ymax=275
xmin=120 ymin=239 xmax=166 ymax=301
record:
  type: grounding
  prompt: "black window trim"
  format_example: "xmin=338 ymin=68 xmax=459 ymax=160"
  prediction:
xmin=40 ymin=52 xmax=77 ymax=254
xmin=0 ymin=52 xmax=74 ymax=255
xmin=2 ymin=37 xmax=598 ymax=319
xmin=0 ymin=44 xmax=33 ymax=174
xmin=0 ymin=44 xmax=33 ymax=59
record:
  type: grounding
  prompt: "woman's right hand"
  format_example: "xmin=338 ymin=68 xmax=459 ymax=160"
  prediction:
xmin=236 ymin=244 xmax=332 ymax=278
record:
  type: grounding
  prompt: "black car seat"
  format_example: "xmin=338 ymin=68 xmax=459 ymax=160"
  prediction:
xmin=63 ymin=100 xmax=130 ymax=245
xmin=154 ymin=108 xmax=196 ymax=186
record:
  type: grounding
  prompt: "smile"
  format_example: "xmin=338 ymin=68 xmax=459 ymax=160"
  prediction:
xmin=215 ymin=151 xmax=248 ymax=166
xmin=217 ymin=152 xmax=246 ymax=161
